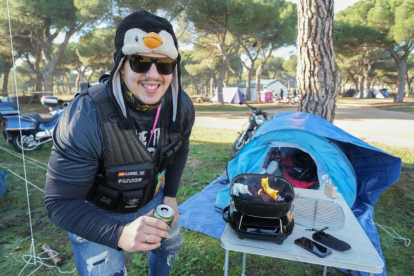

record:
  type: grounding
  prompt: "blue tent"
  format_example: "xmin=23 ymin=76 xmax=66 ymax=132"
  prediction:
xmin=0 ymin=170 xmax=9 ymax=199
xmin=179 ymin=112 xmax=401 ymax=276
xmin=225 ymin=112 xmax=401 ymax=208
xmin=379 ymin=89 xmax=389 ymax=97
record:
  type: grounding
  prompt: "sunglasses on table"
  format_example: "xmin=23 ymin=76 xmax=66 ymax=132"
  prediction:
xmin=128 ymin=55 xmax=177 ymax=75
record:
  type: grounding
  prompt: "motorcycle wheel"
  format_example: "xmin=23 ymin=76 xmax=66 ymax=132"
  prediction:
xmin=231 ymin=135 xmax=246 ymax=158
xmin=290 ymin=99 xmax=296 ymax=105
xmin=12 ymin=135 xmax=43 ymax=153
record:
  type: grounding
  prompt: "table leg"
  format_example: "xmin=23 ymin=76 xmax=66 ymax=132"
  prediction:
xmin=224 ymin=249 xmax=229 ymax=276
xmin=242 ymin=253 xmax=246 ymax=276
xmin=323 ymin=266 xmax=327 ymax=276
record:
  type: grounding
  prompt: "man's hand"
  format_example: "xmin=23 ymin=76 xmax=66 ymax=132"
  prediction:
xmin=118 ymin=210 xmax=169 ymax=252
xmin=163 ymin=196 xmax=179 ymax=227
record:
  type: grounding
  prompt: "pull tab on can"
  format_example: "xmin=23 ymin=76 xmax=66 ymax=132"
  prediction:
xmin=153 ymin=204 xmax=174 ymax=226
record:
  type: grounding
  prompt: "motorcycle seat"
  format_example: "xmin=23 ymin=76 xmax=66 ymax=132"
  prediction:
xmin=23 ymin=112 xmax=59 ymax=123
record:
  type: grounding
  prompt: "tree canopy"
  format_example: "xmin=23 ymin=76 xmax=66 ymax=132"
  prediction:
xmin=0 ymin=0 xmax=411 ymax=106
xmin=336 ymin=0 xmax=414 ymax=102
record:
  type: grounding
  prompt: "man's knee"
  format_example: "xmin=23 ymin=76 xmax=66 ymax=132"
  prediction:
xmin=84 ymin=251 xmax=126 ymax=276
xmin=161 ymin=225 xmax=183 ymax=253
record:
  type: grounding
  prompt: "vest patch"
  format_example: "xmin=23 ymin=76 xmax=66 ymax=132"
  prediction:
xmin=117 ymin=170 xmax=146 ymax=184
xmin=100 ymin=196 xmax=112 ymax=205
xmin=125 ymin=198 xmax=140 ymax=208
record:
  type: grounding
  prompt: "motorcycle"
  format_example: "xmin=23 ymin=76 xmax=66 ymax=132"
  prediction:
xmin=272 ymin=93 xmax=281 ymax=103
xmin=2 ymin=96 xmax=67 ymax=152
xmin=231 ymin=102 xmax=269 ymax=157
xmin=0 ymin=97 xmax=19 ymax=118
xmin=293 ymin=93 xmax=301 ymax=104
xmin=272 ymin=93 xmax=296 ymax=105
xmin=281 ymin=94 xmax=297 ymax=105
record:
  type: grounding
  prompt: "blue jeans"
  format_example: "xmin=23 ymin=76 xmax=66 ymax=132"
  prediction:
xmin=68 ymin=188 xmax=183 ymax=276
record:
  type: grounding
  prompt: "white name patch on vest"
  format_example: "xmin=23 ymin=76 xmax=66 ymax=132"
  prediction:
xmin=117 ymin=170 xmax=146 ymax=184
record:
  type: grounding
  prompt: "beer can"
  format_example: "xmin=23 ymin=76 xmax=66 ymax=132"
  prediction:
xmin=153 ymin=204 xmax=174 ymax=226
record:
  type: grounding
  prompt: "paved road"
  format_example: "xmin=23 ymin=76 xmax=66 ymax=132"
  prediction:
xmin=194 ymin=100 xmax=414 ymax=147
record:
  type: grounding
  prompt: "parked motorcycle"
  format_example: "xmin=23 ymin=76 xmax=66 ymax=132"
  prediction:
xmin=293 ymin=93 xmax=301 ymax=104
xmin=272 ymin=93 xmax=296 ymax=105
xmin=231 ymin=102 xmax=269 ymax=157
xmin=272 ymin=93 xmax=281 ymax=103
xmin=2 ymin=96 xmax=67 ymax=152
xmin=282 ymin=94 xmax=297 ymax=105
xmin=0 ymin=97 xmax=19 ymax=118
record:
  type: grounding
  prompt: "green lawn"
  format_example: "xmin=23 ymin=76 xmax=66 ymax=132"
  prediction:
xmin=337 ymin=96 xmax=414 ymax=114
xmin=0 ymin=117 xmax=413 ymax=275
xmin=372 ymin=102 xmax=414 ymax=114
xmin=193 ymin=102 xmax=282 ymax=112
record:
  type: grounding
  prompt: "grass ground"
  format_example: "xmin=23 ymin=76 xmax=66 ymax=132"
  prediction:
xmin=372 ymin=102 xmax=414 ymax=113
xmin=338 ymin=96 xmax=414 ymax=114
xmin=0 ymin=103 xmax=413 ymax=275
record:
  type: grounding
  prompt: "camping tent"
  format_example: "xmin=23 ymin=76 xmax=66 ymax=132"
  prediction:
xmin=371 ymin=90 xmax=385 ymax=98
xmin=224 ymin=112 xmax=401 ymax=208
xmin=354 ymin=91 xmax=368 ymax=98
xmin=343 ymin=89 xmax=355 ymax=97
xmin=353 ymin=89 xmax=389 ymax=99
xmin=179 ymin=112 xmax=401 ymax=276
xmin=379 ymin=89 xmax=389 ymax=97
xmin=370 ymin=90 xmax=390 ymax=98
xmin=238 ymin=80 xmax=287 ymax=101
xmin=209 ymin=87 xmax=247 ymax=104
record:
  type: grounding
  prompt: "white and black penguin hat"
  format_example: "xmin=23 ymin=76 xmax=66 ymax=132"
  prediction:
xmin=109 ymin=10 xmax=182 ymax=132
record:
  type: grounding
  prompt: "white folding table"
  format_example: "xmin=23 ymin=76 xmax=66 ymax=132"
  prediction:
xmin=221 ymin=188 xmax=384 ymax=276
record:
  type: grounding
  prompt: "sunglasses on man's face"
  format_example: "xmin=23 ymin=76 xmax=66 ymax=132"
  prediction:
xmin=128 ymin=55 xmax=177 ymax=75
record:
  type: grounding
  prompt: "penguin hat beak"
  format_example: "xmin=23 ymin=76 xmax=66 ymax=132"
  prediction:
xmin=122 ymin=29 xmax=178 ymax=59
xmin=143 ymin=32 xmax=163 ymax=48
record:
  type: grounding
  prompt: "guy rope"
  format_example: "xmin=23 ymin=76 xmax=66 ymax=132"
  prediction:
xmin=6 ymin=0 xmax=75 ymax=274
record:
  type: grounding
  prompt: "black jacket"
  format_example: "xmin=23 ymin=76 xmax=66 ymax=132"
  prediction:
xmin=44 ymin=80 xmax=194 ymax=249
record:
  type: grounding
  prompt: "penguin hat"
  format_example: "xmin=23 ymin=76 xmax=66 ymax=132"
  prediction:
xmin=109 ymin=10 xmax=182 ymax=132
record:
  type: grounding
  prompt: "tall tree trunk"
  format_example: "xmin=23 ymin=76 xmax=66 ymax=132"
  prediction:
xmin=24 ymin=46 xmax=44 ymax=92
xmin=297 ymin=0 xmax=337 ymax=122
xmin=363 ymin=65 xmax=371 ymax=98
xmin=2 ymin=63 xmax=12 ymax=94
xmin=395 ymin=60 xmax=407 ymax=102
xmin=34 ymin=44 xmax=43 ymax=91
xmin=210 ymin=77 xmax=214 ymax=97
xmin=407 ymin=75 xmax=413 ymax=97
xmin=359 ymin=75 xmax=365 ymax=98
xmin=246 ymin=69 xmax=252 ymax=101
xmin=42 ymin=23 xmax=86 ymax=92
xmin=388 ymin=47 xmax=411 ymax=103
xmin=87 ymin=70 xmax=95 ymax=83
xmin=35 ymin=68 xmax=43 ymax=91
xmin=63 ymin=71 xmax=71 ymax=94
xmin=225 ymin=72 xmax=230 ymax=88
xmin=217 ymin=58 xmax=230 ymax=105
xmin=256 ymin=62 xmax=266 ymax=101
xmin=75 ymin=69 xmax=84 ymax=92
xmin=238 ymin=43 xmax=258 ymax=102
xmin=43 ymin=68 xmax=54 ymax=94
xmin=347 ymin=69 xmax=358 ymax=91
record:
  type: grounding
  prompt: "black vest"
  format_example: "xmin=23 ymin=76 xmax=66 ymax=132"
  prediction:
xmin=80 ymin=82 xmax=182 ymax=213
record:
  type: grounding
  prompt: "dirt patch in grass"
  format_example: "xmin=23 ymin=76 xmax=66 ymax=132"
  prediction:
xmin=185 ymin=155 xmax=204 ymax=170
xmin=0 ymin=213 xmax=27 ymax=230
